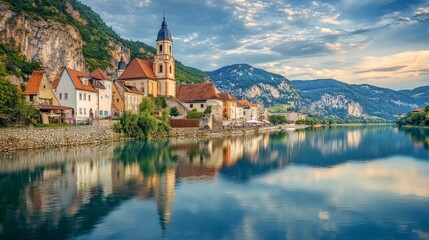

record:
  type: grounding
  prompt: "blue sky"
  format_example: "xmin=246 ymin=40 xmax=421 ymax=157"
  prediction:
xmin=80 ymin=0 xmax=429 ymax=89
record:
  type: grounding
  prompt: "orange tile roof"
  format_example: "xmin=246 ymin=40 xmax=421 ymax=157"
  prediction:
xmin=52 ymin=79 xmax=59 ymax=90
xmin=237 ymin=100 xmax=257 ymax=107
xmin=90 ymin=68 xmax=110 ymax=80
xmin=116 ymin=80 xmax=143 ymax=94
xmin=219 ymin=92 xmax=237 ymax=101
xmin=66 ymin=68 xmax=97 ymax=92
xmin=118 ymin=58 xmax=156 ymax=80
xmin=176 ymin=83 xmax=221 ymax=102
xmin=23 ymin=70 xmax=45 ymax=95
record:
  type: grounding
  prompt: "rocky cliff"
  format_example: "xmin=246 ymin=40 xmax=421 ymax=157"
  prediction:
xmin=0 ymin=0 xmax=204 ymax=84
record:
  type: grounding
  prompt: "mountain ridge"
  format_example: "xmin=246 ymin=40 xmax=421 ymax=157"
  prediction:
xmin=207 ymin=64 xmax=428 ymax=119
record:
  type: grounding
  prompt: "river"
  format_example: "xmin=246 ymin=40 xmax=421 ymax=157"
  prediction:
xmin=0 ymin=126 xmax=428 ymax=239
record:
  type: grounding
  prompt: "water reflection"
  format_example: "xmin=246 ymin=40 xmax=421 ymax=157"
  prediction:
xmin=0 ymin=126 xmax=428 ymax=239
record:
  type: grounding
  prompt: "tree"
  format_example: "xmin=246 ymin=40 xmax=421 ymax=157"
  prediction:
xmin=0 ymin=64 xmax=35 ymax=127
xmin=269 ymin=115 xmax=287 ymax=125
xmin=139 ymin=97 xmax=156 ymax=114
xmin=186 ymin=109 xmax=204 ymax=119
xmin=170 ymin=106 xmax=179 ymax=117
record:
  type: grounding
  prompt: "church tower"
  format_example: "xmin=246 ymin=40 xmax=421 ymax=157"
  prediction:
xmin=153 ymin=17 xmax=176 ymax=97
xmin=116 ymin=55 xmax=127 ymax=79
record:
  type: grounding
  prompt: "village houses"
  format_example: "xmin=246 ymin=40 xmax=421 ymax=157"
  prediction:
xmin=22 ymin=17 xmax=263 ymax=127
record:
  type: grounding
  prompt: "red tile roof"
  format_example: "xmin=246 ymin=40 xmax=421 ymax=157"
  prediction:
xmin=90 ymin=68 xmax=110 ymax=80
xmin=176 ymin=83 xmax=221 ymax=102
xmin=116 ymin=80 xmax=143 ymax=94
xmin=52 ymin=79 xmax=59 ymax=90
xmin=23 ymin=70 xmax=45 ymax=95
xmin=118 ymin=58 xmax=156 ymax=80
xmin=219 ymin=92 xmax=237 ymax=101
xmin=237 ymin=100 xmax=257 ymax=107
xmin=66 ymin=68 xmax=97 ymax=92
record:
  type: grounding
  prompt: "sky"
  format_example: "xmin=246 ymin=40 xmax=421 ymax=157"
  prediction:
xmin=79 ymin=0 xmax=429 ymax=90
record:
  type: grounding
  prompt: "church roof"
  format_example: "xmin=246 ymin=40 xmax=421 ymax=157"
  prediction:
xmin=157 ymin=17 xmax=173 ymax=41
xmin=118 ymin=58 xmax=156 ymax=80
xmin=90 ymin=68 xmax=110 ymax=80
xmin=176 ymin=83 xmax=221 ymax=102
xmin=23 ymin=70 xmax=45 ymax=95
xmin=118 ymin=56 xmax=127 ymax=70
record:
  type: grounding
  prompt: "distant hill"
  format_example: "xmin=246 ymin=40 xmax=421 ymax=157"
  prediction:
xmin=206 ymin=64 xmax=301 ymax=106
xmin=207 ymin=63 xmax=427 ymax=119
xmin=398 ymin=86 xmax=429 ymax=106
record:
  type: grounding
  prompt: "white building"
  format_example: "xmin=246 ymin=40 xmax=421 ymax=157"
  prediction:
xmin=90 ymin=69 xmax=112 ymax=118
xmin=237 ymin=100 xmax=260 ymax=121
xmin=56 ymin=68 xmax=98 ymax=123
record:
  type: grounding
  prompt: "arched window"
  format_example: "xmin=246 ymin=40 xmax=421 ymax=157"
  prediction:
xmin=159 ymin=64 xmax=163 ymax=73
xmin=159 ymin=45 xmax=163 ymax=53
xmin=169 ymin=46 xmax=172 ymax=54
xmin=170 ymin=66 xmax=172 ymax=73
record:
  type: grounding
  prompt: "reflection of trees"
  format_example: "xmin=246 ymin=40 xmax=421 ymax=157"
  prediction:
xmin=113 ymin=140 xmax=175 ymax=176
xmin=399 ymin=127 xmax=429 ymax=150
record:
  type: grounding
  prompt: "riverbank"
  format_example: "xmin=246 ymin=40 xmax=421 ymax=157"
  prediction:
xmin=0 ymin=124 xmax=309 ymax=152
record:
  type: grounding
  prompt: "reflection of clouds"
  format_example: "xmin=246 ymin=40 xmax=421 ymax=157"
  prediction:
xmin=259 ymin=157 xmax=429 ymax=198
xmin=310 ymin=129 xmax=362 ymax=156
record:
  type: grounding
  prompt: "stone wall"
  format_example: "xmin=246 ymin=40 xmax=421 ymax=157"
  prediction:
xmin=0 ymin=125 xmax=123 ymax=152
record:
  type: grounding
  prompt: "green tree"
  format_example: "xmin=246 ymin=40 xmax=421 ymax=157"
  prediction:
xmin=139 ymin=97 xmax=156 ymax=114
xmin=0 ymin=65 xmax=35 ymax=127
xmin=186 ymin=109 xmax=204 ymax=119
xmin=268 ymin=115 xmax=288 ymax=125
xmin=170 ymin=106 xmax=179 ymax=117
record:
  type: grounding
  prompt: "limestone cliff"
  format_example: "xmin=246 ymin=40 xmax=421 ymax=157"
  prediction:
xmin=0 ymin=2 xmax=131 ymax=82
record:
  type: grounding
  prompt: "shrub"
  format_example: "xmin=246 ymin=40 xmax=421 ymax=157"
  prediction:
xmin=186 ymin=109 xmax=204 ymax=119
xmin=268 ymin=115 xmax=287 ymax=125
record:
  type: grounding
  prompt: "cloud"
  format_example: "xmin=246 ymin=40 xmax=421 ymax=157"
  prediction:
xmin=413 ymin=7 xmax=429 ymax=22
xmin=354 ymin=66 xmax=406 ymax=74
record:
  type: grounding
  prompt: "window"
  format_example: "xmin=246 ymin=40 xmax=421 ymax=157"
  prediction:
xmin=84 ymin=108 xmax=86 ymax=114
xmin=79 ymin=108 xmax=82 ymax=114
xmin=59 ymin=93 xmax=62 ymax=100
xmin=116 ymin=98 xmax=119 ymax=103
xmin=79 ymin=93 xmax=82 ymax=100
xmin=190 ymin=104 xmax=193 ymax=108
xmin=83 ymin=93 xmax=86 ymax=101
xmin=100 ymin=110 xmax=103 ymax=116
xmin=101 ymin=96 xmax=103 ymax=99
xmin=201 ymin=104 xmax=204 ymax=108
xmin=88 ymin=95 xmax=91 ymax=101
xmin=159 ymin=44 xmax=163 ymax=53
xmin=64 ymin=93 xmax=68 ymax=100
xmin=43 ymin=85 xmax=46 ymax=89
xmin=159 ymin=64 xmax=163 ymax=73
xmin=170 ymin=66 xmax=172 ymax=73
xmin=29 ymin=95 xmax=34 ymax=102
xmin=105 ymin=111 xmax=108 ymax=116
xmin=169 ymin=46 xmax=172 ymax=54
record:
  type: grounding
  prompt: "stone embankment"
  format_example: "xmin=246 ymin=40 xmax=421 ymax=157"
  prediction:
xmin=0 ymin=125 xmax=123 ymax=152
xmin=0 ymin=124 xmax=308 ymax=152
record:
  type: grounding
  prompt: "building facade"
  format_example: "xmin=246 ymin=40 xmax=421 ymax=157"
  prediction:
xmin=56 ymin=68 xmax=98 ymax=122
xmin=90 ymin=69 xmax=112 ymax=118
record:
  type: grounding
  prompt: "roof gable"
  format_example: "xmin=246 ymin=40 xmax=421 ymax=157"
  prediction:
xmin=176 ymin=83 xmax=221 ymax=102
xmin=91 ymin=68 xmax=110 ymax=80
xmin=118 ymin=58 xmax=156 ymax=80
xmin=65 ymin=68 xmax=97 ymax=92
xmin=23 ymin=70 xmax=45 ymax=95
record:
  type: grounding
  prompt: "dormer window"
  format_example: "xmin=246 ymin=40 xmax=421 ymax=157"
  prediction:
xmin=81 ymin=78 xmax=88 ymax=86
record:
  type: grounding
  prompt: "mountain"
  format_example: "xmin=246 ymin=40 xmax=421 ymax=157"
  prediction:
xmin=293 ymin=79 xmax=422 ymax=119
xmin=399 ymin=86 xmax=429 ymax=106
xmin=206 ymin=64 xmax=301 ymax=106
xmin=207 ymin=63 xmax=426 ymax=119
xmin=0 ymin=0 xmax=206 ymax=84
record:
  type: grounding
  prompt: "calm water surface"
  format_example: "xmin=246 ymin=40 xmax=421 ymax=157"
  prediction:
xmin=1 ymin=126 xmax=429 ymax=239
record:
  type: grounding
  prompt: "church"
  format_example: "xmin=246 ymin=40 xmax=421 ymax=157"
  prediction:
xmin=115 ymin=17 xmax=176 ymax=98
